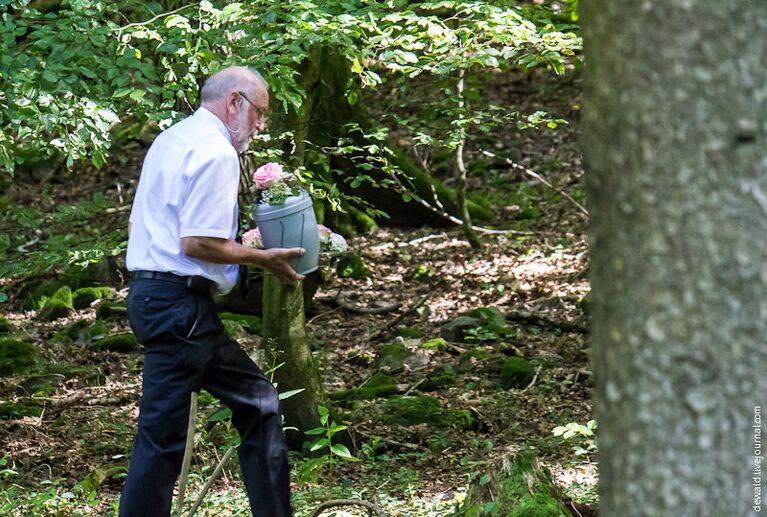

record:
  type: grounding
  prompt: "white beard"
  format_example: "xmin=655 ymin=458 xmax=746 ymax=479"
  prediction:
xmin=232 ymin=107 xmax=253 ymax=153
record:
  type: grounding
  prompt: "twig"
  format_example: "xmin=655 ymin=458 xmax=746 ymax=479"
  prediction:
xmin=306 ymin=305 xmax=344 ymax=325
xmin=186 ymin=445 xmax=238 ymax=517
xmin=356 ymin=426 xmax=429 ymax=452
xmin=403 ymin=378 xmax=426 ymax=396
xmin=481 ymin=150 xmax=589 ymax=218
xmin=174 ymin=392 xmax=198 ymax=517
xmin=521 ymin=365 xmax=543 ymax=393
xmin=405 ymin=233 xmax=449 ymax=246
xmin=311 ymin=499 xmax=387 ymax=517
xmin=115 ymin=4 xmax=196 ymax=31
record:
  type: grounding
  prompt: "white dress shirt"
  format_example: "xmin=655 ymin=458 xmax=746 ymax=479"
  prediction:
xmin=127 ymin=107 xmax=240 ymax=294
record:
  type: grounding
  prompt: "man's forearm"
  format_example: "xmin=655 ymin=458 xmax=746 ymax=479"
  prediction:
xmin=181 ymin=236 xmax=304 ymax=284
xmin=181 ymin=236 xmax=267 ymax=267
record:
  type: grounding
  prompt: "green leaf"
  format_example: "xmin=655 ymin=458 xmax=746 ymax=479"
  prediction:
xmin=310 ymin=439 xmax=329 ymax=452
xmin=278 ymin=388 xmax=305 ymax=400
xmin=113 ymin=88 xmax=132 ymax=98
xmin=129 ymin=89 xmax=146 ymax=102
xmin=304 ymin=427 xmax=326 ymax=436
xmin=330 ymin=444 xmax=354 ymax=460
xmin=328 ymin=424 xmax=347 ymax=434
xmin=207 ymin=407 xmax=232 ymax=423
xmin=0 ymin=292 xmax=7 ymax=303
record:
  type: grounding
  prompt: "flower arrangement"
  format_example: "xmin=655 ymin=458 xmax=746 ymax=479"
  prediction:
xmin=252 ymin=162 xmax=299 ymax=206
xmin=242 ymin=225 xmax=347 ymax=253
xmin=245 ymin=161 xmax=348 ymax=257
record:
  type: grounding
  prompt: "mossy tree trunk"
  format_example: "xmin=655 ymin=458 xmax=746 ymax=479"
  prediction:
xmin=262 ymin=274 xmax=324 ymax=450
xmin=583 ymin=2 xmax=767 ymax=514
xmin=279 ymin=46 xmax=492 ymax=231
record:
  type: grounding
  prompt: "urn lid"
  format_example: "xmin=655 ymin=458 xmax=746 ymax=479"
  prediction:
xmin=254 ymin=190 xmax=313 ymax=221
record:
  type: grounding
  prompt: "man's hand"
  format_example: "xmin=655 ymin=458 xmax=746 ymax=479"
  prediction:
xmin=260 ymin=247 xmax=306 ymax=285
xmin=181 ymin=236 xmax=305 ymax=285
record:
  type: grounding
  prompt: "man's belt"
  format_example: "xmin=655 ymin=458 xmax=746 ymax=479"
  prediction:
xmin=132 ymin=270 xmax=216 ymax=294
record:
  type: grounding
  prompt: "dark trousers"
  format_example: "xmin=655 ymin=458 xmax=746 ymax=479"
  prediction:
xmin=119 ymin=278 xmax=291 ymax=517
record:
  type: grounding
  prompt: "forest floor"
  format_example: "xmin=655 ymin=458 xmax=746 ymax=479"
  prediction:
xmin=0 ymin=68 xmax=596 ymax=516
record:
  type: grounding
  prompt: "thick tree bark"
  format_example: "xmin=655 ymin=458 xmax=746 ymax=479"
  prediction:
xmin=583 ymin=2 xmax=767 ymax=515
xmin=262 ymin=275 xmax=324 ymax=450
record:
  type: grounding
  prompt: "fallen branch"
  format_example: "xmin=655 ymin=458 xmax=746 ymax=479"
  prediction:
xmin=315 ymin=293 xmax=401 ymax=315
xmin=481 ymin=149 xmax=588 ymax=219
xmin=16 ymin=391 xmax=138 ymax=409
xmin=506 ymin=311 xmax=589 ymax=335
xmin=312 ymin=499 xmax=387 ymax=517
xmin=356 ymin=425 xmax=429 ymax=452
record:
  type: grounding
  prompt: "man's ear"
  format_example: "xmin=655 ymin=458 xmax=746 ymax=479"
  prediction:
xmin=226 ymin=91 xmax=241 ymax=115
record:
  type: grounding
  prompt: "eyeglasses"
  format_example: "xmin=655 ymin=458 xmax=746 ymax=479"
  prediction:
xmin=238 ymin=91 xmax=268 ymax=120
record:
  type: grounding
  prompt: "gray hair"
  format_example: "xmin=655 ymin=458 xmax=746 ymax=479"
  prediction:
xmin=200 ymin=66 xmax=268 ymax=103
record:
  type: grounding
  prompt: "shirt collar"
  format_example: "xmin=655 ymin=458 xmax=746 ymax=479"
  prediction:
xmin=194 ymin=107 xmax=233 ymax=144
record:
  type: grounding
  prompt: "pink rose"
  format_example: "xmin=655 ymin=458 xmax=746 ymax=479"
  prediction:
xmin=317 ymin=224 xmax=332 ymax=243
xmin=242 ymin=228 xmax=263 ymax=249
xmin=253 ymin=162 xmax=284 ymax=190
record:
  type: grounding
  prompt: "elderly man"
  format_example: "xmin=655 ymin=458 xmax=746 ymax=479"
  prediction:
xmin=120 ymin=67 xmax=299 ymax=517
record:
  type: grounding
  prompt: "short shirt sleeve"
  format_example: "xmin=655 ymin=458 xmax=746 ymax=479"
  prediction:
xmin=179 ymin=152 xmax=240 ymax=239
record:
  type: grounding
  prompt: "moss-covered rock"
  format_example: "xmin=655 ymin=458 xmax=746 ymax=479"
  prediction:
xmin=501 ymin=357 xmax=536 ymax=390
xmin=42 ymin=363 xmax=104 ymax=385
xmin=16 ymin=373 xmax=66 ymax=395
xmin=357 ymin=372 xmax=399 ymax=399
xmin=0 ymin=402 xmax=43 ymax=420
xmin=396 ymin=326 xmax=422 ymax=339
xmin=375 ymin=343 xmax=413 ymax=372
xmin=95 ymin=301 xmax=127 ymax=320
xmin=421 ymin=337 xmax=448 ymax=351
xmin=419 ymin=373 xmax=455 ymax=391
xmin=23 ymin=262 xmax=119 ymax=310
xmin=72 ymin=287 xmax=115 ymax=310
xmin=0 ymin=338 xmax=37 ymax=376
xmin=219 ymin=312 xmax=262 ymax=334
xmin=330 ymin=372 xmax=400 ymax=402
xmin=0 ymin=316 xmax=13 ymax=334
xmin=460 ymin=348 xmax=494 ymax=364
xmin=54 ymin=319 xmax=109 ymax=345
xmin=93 ymin=333 xmax=138 ymax=353
xmin=379 ymin=395 xmax=475 ymax=429
xmin=335 ymin=252 xmax=370 ymax=279
xmin=440 ymin=316 xmax=483 ymax=342
xmin=37 ymin=286 xmax=74 ymax=321
xmin=461 ymin=451 xmax=569 ymax=516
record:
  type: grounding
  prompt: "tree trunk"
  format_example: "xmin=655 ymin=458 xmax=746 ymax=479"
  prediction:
xmin=262 ymin=274 xmax=324 ymax=450
xmin=583 ymin=2 xmax=767 ymax=514
xmin=279 ymin=46 xmax=493 ymax=230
